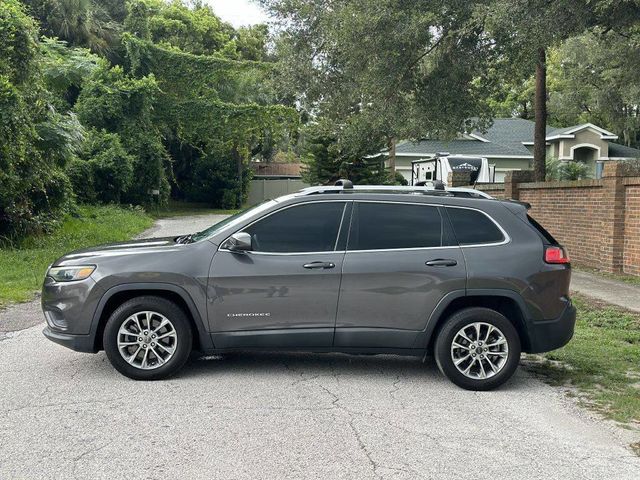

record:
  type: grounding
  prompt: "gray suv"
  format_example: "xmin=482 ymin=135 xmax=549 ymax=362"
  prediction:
xmin=42 ymin=183 xmax=575 ymax=390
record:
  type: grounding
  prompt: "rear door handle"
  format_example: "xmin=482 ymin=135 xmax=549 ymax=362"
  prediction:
xmin=425 ymin=259 xmax=458 ymax=267
xmin=303 ymin=261 xmax=335 ymax=269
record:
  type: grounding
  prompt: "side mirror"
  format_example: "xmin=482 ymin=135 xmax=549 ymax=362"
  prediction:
xmin=225 ymin=232 xmax=252 ymax=252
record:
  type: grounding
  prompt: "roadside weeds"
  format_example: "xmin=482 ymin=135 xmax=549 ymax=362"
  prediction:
xmin=0 ymin=205 xmax=153 ymax=308
xmin=523 ymin=293 xmax=640 ymax=454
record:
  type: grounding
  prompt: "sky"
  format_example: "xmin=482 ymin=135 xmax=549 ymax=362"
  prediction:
xmin=203 ymin=0 xmax=271 ymax=27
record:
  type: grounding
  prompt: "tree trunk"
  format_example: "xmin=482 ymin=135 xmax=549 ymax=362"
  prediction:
xmin=387 ymin=137 xmax=396 ymax=174
xmin=533 ymin=47 xmax=547 ymax=182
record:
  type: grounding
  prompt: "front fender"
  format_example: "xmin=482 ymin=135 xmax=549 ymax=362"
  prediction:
xmin=89 ymin=282 xmax=214 ymax=352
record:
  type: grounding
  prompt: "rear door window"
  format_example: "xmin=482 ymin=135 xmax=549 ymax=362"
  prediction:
xmin=446 ymin=207 xmax=505 ymax=245
xmin=348 ymin=202 xmax=442 ymax=250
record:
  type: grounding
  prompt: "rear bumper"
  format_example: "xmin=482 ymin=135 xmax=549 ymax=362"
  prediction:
xmin=526 ymin=302 xmax=576 ymax=353
xmin=43 ymin=327 xmax=97 ymax=353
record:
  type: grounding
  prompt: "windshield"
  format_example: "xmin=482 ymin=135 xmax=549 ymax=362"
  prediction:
xmin=191 ymin=200 xmax=277 ymax=242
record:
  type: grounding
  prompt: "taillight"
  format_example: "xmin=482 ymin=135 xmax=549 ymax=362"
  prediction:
xmin=544 ymin=245 xmax=570 ymax=264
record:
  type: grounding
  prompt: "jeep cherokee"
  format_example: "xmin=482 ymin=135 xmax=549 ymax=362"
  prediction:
xmin=42 ymin=183 xmax=575 ymax=390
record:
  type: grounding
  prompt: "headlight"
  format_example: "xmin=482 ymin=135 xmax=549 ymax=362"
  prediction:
xmin=47 ymin=265 xmax=96 ymax=282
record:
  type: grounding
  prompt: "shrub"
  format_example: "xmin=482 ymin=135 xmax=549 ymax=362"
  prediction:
xmin=558 ymin=161 xmax=588 ymax=181
xmin=184 ymin=153 xmax=251 ymax=208
xmin=0 ymin=0 xmax=74 ymax=239
xmin=75 ymin=65 xmax=170 ymax=205
xmin=69 ymin=129 xmax=135 ymax=204
xmin=67 ymin=158 xmax=96 ymax=203
xmin=546 ymin=157 xmax=588 ymax=181
xmin=84 ymin=130 xmax=134 ymax=203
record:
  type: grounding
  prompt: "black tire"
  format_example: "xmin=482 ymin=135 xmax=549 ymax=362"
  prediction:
xmin=103 ymin=296 xmax=193 ymax=380
xmin=434 ymin=307 xmax=521 ymax=391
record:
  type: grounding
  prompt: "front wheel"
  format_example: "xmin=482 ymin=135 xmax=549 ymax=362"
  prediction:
xmin=434 ymin=307 xmax=521 ymax=391
xmin=103 ymin=296 xmax=193 ymax=380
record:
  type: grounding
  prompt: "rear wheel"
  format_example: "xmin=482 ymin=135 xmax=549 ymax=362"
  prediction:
xmin=103 ymin=296 xmax=193 ymax=380
xmin=434 ymin=307 xmax=520 ymax=390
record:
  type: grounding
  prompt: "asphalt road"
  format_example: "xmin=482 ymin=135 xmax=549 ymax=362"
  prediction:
xmin=1 ymin=214 xmax=639 ymax=479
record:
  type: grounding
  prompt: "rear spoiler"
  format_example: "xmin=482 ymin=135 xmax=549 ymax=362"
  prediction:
xmin=504 ymin=199 xmax=531 ymax=210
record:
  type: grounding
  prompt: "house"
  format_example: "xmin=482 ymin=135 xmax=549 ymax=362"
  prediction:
xmin=386 ymin=118 xmax=640 ymax=183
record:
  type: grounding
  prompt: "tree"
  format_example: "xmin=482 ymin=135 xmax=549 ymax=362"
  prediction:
xmin=40 ymin=37 xmax=103 ymax=110
xmin=547 ymin=30 xmax=640 ymax=147
xmin=262 ymin=0 xmax=496 ymax=182
xmin=21 ymin=0 xmax=120 ymax=54
xmin=75 ymin=63 xmax=170 ymax=205
xmin=0 ymin=0 xmax=74 ymax=238
xmin=122 ymin=24 xmax=297 ymax=205
xmin=487 ymin=1 xmax=590 ymax=181
xmin=487 ymin=0 xmax=640 ymax=180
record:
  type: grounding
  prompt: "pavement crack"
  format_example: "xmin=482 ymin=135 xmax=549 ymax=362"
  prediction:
xmin=315 ymin=382 xmax=340 ymax=407
xmin=73 ymin=443 xmax=109 ymax=463
xmin=72 ymin=442 xmax=111 ymax=475
xmin=347 ymin=415 xmax=383 ymax=480
xmin=313 ymin=379 xmax=383 ymax=479
xmin=281 ymin=360 xmax=320 ymax=386
xmin=389 ymin=374 xmax=402 ymax=398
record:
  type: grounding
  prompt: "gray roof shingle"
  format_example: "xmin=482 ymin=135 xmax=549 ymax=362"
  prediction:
xmin=396 ymin=118 xmax=537 ymax=157
xmin=609 ymin=143 xmax=640 ymax=158
xmin=395 ymin=118 xmax=640 ymax=160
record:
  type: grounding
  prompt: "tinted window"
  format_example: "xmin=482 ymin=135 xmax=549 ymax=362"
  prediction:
xmin=447 ymin=208 xmax=504 ymax=245
xmin=349 ymin=203 xmax=442 ymax=250
xmin=243 ymin=202 xmax=346 ymax=253
xmin=526 ymin=214 xmax=557 ymax=245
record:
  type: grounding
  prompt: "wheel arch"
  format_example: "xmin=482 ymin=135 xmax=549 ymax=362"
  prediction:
xmin=91 ymin=283 xmax=213 ymax=353
xmin=419 ymin=289 xmax=532 ymax=353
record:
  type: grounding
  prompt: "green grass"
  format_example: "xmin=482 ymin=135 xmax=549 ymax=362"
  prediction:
xmin=575 ymin=266 xmax=640 ymax=286
xmin=525 ymin=294 xmax=640 ymax=424
xmin=0 ymin=205 xmax=153 ymax=308
xmin=148 ymin=200 xmax=239 ymax=219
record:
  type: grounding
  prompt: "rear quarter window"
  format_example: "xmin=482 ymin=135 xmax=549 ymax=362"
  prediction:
xmin=446 ymin=207 xmax=505 ymax=245
xmin=526 ymin=214 xmax=558 ymax=245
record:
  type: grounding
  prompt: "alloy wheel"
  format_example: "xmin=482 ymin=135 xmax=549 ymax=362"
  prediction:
xmin=117 ymin=311 xmax=178 ymax=370
xmin=450 ymin=322 xmax=509 ymax=379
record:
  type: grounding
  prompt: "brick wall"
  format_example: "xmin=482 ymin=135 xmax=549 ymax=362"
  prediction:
xmin=476 ymin=183 xmax=506 ymax=199
xmin=519 ymin=181 xmax=605 ymax=269
xmin=624 ymin=179 xmax=640 ymax=275
xmin=475 ymin=164 xmax=640 ymax=275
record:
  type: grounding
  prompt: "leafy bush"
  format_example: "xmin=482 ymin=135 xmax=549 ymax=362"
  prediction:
xmin=546 ymin=157 xmax=588 ymax=181
xmin=184 ymin=153 xmax=251 ymax=209
xmin=76 ymin=65 xmax=170 ymax=204
xmin=0 ymin=0 xmax=74 ymax=239
xmin=67 ymin=157 xmax=96 ymax=202
xmin=84 ymin=130 xmax=134 ymax=203
xmin=558 ymin=161 xmax=588 ymax=180
xmin=40 ymin=37 xmax=103 ymax=110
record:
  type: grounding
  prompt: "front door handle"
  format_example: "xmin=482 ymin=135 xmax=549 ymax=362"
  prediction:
xmin=425 ymin=259 xmax=458 ymax=267
xmin=303 ymin=261 xmax=335 ymax=269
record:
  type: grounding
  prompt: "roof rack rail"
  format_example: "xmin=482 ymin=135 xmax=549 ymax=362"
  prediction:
xmin=295 ymin=184 xmax=494 ymax=199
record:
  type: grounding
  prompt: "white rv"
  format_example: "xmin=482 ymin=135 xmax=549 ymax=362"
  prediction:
xmin=410 ymin=153 xmax=495 ymax=186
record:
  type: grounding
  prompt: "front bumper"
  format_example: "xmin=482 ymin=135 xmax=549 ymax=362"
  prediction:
xmin=526 ymin=302 xmax=577 ymax=353
xmin=43 ymin=326 xmax=97 ymax=353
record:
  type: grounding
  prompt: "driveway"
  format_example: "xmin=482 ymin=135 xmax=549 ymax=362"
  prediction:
xmin=1 ymin=214 xmax=639 ymax=479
